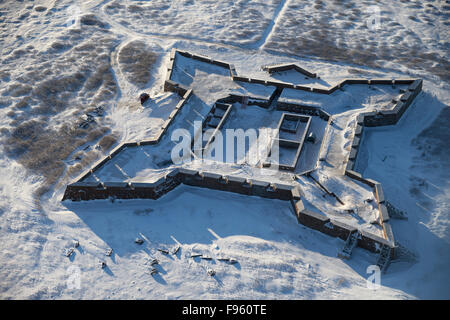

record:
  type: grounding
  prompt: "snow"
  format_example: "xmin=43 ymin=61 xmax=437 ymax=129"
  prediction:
xmin=0 ymin=0 xmax=449 ymax=300
xmin=102 ymin=0 xmax=285 ymax=48
xmin=355 ymin=86 xmax=450 ymax=298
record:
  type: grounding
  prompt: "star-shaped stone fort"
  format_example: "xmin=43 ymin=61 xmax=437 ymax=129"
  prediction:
xmin=62 ymin=49 xmax=423 ymax=272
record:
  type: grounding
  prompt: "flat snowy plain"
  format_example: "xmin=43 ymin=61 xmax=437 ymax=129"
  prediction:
xmin=0 ymin=0 xmax=448 ymax=299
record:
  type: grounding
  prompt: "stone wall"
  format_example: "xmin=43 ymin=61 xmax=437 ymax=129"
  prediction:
xmin=63 ymin=167 xmax=297 ymax=202
xmin=341 ymin=78 xmax=423 ymax=251
xmin=291 ymin=198 xmax=395 ymax=255
xmin=167 ymin=49 xmax=419 ymax=99
xmin=277 ymin=102 xmax=331 ymax=121
xmin=62 ymin=172 xmax=182 ymax=201
xmin=62 ymin=48 xmax=424 ymax=259
xmin=200 ymin=102 xmax=233 ymax=154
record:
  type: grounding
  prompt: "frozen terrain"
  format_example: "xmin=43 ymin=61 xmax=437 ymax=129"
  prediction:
xmin=0 ymin=0 xmax=449 ymax=300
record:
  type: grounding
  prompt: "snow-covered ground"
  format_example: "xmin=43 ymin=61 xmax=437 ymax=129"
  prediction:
xmin=0 ymin=0 xmax=449 ymax=299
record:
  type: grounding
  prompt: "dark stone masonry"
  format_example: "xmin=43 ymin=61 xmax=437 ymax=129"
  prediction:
xmin=63 ymin=48 xmax=423 ymax=264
